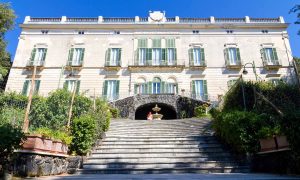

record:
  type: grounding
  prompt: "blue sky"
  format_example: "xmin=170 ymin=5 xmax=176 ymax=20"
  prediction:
xmin=2 ymin=0 xmax=300 ymax=59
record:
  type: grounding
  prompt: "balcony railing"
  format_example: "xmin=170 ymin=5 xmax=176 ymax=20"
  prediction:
xmin=132 ymin=60 xmax=178 ymax=67
xmin=262 ymin=59 xmax=282 ymax=69
xmin=225 ymin=59 xmax=242 ymax=69
xmin=189 ymin=61 xmax=207 ymax=68
xmin=25 ymin=16 xmax=284 ymax=24
xmin=26 ymin=60 xmax=45 ymax=67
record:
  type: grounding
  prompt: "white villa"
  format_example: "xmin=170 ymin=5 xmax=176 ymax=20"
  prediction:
xmin=5 ymin=11 xmax=296 ymax=102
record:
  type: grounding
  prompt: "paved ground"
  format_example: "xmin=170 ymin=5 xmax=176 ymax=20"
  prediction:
xmin=31 ymin=173 xmax=300 ymax=180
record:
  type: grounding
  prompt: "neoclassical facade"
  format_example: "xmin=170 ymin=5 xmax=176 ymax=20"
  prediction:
xmin=6 ymin=11 xmax=296 ymax=104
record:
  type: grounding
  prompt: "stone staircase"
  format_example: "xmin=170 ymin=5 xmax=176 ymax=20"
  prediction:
xmin=81 ymin=118 xmax=250 ymax=174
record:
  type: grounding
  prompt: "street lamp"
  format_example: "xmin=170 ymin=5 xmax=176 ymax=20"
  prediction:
xmin=242 ymin=61 xmax=258 ymax=81
xmin=241 ymin=61 xmax=258 ymax=111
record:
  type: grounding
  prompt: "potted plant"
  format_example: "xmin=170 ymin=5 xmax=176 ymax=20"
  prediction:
xmin=258 ymin=125 xmax=289 ymax=152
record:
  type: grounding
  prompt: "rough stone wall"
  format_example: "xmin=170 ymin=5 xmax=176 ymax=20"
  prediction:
xmin=113 ymin=94 xmax=206 ymax=119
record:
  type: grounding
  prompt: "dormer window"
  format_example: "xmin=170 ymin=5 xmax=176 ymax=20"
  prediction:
xmin=114 ymin=31 xmax=120 ymax=34
xmin=193 ymin=30 xmax=199 ymax=34
xmin=262 ymin=30 xmax=269 ymax=34
xmin=41 ymin=30 xmax=48 ymax=34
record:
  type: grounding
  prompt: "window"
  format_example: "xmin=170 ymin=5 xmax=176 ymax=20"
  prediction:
xmin=166 ymin=39 xmax=176 ymax=65
xmin=225 ymin=47 xmax=241 ymax=66
xmin=68 ymin=48 xmax=85 ymax=66
xmin=193 ymin=30 xmax=199 ymax=34
xmin=166 ymin=83 xmax=177 ymax=94
xmin=22 ymin=80 xmax=41 ymax=96
xmin=29 ymin=48 xmax=47 ymax=66
xmin=78 ymin=31 xmax=84 ymax=35
xmin=191 ymin=80 xmax=208 ymax=101
xmin=152 ymin=48 xmax=162 ymax=65
xmin=64 ymin=80 xmax=80 ymax=93
xmin=152 ymin=77 xmax=161 ymax=94
xmin=262 ymin=30 xmax=269 ymax=34
xmin=134 ymin=83 xmax=147 ymax=94
xmin=114 ymin=31 xmax=120 ymax=34
xmin=227 ymin=79 xmax=238 ymax=89
xmin=137 ymin=39 xmax=147 ymax=65
xmin=103 ymin=80 xmax=120 ymax=101
xmin=226 ymin=30 xmax=233 ymax=34
xmin=262 ymin=48 xmax=279 ymax=65
xmin=269 ymin=79 xmax=281 ymax=86
xmin=41 ymin=30 xmax=48 ymax=34
xmin=105 ymin=48 xmax=121 ymax=66
xmin=189 ymin=47 xmax=205 ymax=66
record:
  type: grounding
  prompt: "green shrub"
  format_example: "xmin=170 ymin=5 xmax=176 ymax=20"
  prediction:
xmin=31 ymin=127 xmax=73 ymax=145
xmin=194 ymin=104 xmax=208 ymax=118
xmin=70 ymin=114 xmax=96 ymax=155
xmin=32 ymin=127 xmax=53 ymax=138
xmin=211 ymin=110 xmax=268 ymax=154
xmin=0 ymin=106 xmax=24 ymax=128
xmin=91 ymin=99 xmax=112 ymax=137
xmin=109 ymin=106 xmax=120 ymax=118
xmin=0 ymin=124 xmax=26 ymax=173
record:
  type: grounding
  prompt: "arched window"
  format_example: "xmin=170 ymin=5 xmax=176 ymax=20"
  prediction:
xmin=152 ymin=77 xmax=161 ymax=94
xmin=134 ymin=77 xmax=147 ymax=95
xmin=166 ymin=78 xmax=177 ymax=94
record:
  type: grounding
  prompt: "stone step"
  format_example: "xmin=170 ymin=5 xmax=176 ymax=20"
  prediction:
xmin=89 ymin=152 xmax=232 ymax=158
xmin=85 ymin=157 xmax=237 ymax=164
xmin=79 ymin=166 xmax=250 ymax=174
xmin=108 ymin=128 xmax=209 ymax=131
xmin=105 ymin=133 xmax=210 ymax=137
xmin=100 ymin=140 xmax=220 ymax=145
xmin=83 ymin=162 xmax=242 ymax=169
xmin=104 ymin=135 xmax=216 ymax=140
xmin=93 ymin=147 xmax=225 ymax=153
xmin=96 ymin=144 xmax=223 ymax=149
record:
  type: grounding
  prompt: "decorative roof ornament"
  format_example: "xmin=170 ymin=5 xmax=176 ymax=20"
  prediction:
xmin=149 ymin=11 xmax=165 ymax=22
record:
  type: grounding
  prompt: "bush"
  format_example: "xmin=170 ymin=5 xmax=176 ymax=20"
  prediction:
xmin=0 ymin=124 xmax=26 ymax=174
xmin=90 ymin=99 xmax=111 ymax=138
xmin=31 ymin=127 xmax=73 ymax=145
xmin=0 ymin=106 xmax=24 ymax=128
xmin=109 ymin=106 xmax=120 ymax=118
xmin=194 ymin=104 xmax=208 ymax=118
xmin=70 ymin=114 xmax=96 ymax=155
xmin=211 ymin=109 xmax=268 ymax=154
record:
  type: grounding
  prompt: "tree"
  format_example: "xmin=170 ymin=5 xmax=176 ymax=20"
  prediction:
xmin=0 ymin=3 xmax=15 ymax=90
xmin=290 ymin=5 xmax=300 ymax=34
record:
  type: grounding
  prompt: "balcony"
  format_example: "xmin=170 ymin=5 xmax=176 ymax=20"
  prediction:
xmin=104 ymin=62 xmax=121 ymax=71
xmin=189 ymin=62 xmax=207 ymax=70
xmin=263 ymin=60 xmax=282 ymax=70
xmin=225 ymin=60 xmax=242 ymax=69
xmin=65 ymin=61 xmax=83 ymax=71
xmin=26 ymin=60 xmax=45 ymax=70
xmin=128 ymin=61 xmax=184 ymax=71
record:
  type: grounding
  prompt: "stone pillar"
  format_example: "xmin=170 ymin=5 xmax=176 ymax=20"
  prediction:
xmin=61 ymin=16 xmax=67 ymax=23
xmin=245 ymin=16 xmax=250 ymax=23
xmin=24 ymin=16 xmax=31 ymax=23
xmin=98 ymin=16 xmax=103 ymax=23
xmin=135 ymin=16 xmax=139 ymax=22
xmin=175 ymin=16 xmax=180 ymax=23
xmin=210 ymin=16 xmax=215 ymax=24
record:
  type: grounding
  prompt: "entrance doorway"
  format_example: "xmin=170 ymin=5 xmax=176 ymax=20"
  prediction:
xmin=135 ymin=103 xmax=177 ymax=120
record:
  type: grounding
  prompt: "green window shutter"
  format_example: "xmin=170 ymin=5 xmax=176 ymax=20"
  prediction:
xmin=200 ymin=48 xmax=205 ymax=66
xmin=174 ymin=48 xmax=177 ymax=65
xmin=79 ymin=48 xmax=85 ymax=65
xmin=134 ymin=84 xmax=138 ymax=94
xmin=148 ymin=82 xmax=152 ymax=94
xmin=146 ymin=48 xmax=152 ymax=65
xmin=189 ymin=48 xmax=194 ymax=66
xmin=34 ymin=80 xmax=41 ymax=95
xmin=76 ymin=81 xmax=80 ymax=94
xmin=102 ymin=81 xmax=108 ymax=98
xmin=203 ymin=80 xmax=208 ymax=101
xmin=117 ymin=48 xmax=121 ymax=66
xmin=261 ymin=48 xmax=266 ymax=61
xmin=42 ymin=49 xmax=47 ymax=63
xmin=67 ymin=48 xmax=74 ymax=65
xmin=134 ymin=49 xmax=139 ymax=65
xmin=161 ymin=48 xmax=166 ymax=65
xmin=105 ymin=48 xmax=111 ymax=66
xmin=176 ymin=83 xmax=179 ymax=94
xmin=272 ymin=48 xmax=279 ymax=62
xmin=236 ymin=48 xmax=241 ymax=65
xmin=63 ymin=80 xmax=68 ymax=90
xmin=161 ymin=81 xmax=165 ymax=93
xmin=22 ymin=80 xmax=30 ymax=95
xmin=30 ymin=48 xmax=37 ymax=65
xmin=116 ymin=80 xmax=120 ymax=99
xmin=191 ymin=80 xmax=195 ymax=95
xmin=224 ymin=48 xmax=229 ymax=65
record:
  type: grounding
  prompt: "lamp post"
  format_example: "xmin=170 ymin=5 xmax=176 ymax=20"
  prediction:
xmin=241 ymin=61 xmax=258 ymax=111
